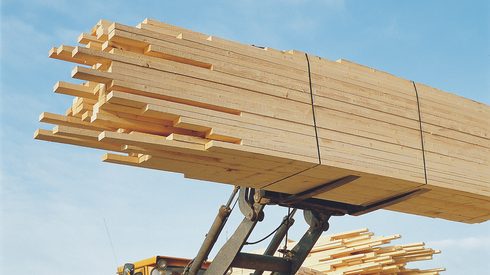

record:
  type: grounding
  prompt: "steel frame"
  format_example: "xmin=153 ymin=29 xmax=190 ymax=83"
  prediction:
xmin=185 ymin=176 xmax=428 ymax=275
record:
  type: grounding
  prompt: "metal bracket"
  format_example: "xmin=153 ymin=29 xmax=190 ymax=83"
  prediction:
xmin=238 ymin=187 xmax=264 ymax=221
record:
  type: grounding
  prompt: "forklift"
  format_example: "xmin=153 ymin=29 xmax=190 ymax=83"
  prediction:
xmin=118 ymin=256 xmax=209 ymax=275
xmin=119 ymin=176 xmax=427 ymax=275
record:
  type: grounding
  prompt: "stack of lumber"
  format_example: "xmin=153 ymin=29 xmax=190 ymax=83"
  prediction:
xmin=233 ymin=228 xmax=444 ymax=275
xmin=300 ymin=228 xmax=444 ymax=274
xmin=35 ymin=19 xmax=490 ymax=223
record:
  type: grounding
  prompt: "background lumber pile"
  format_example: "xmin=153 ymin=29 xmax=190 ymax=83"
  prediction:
xmin=233 ymin=228 xmax=444 ymax=275
xmin=300 ymin=228 xmax=444 ymax=274
xmin=35 ymin=19 xmax=490 ymax=223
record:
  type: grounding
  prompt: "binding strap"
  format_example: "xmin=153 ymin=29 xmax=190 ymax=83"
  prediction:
xmin=305 ymin=53 xmax=322 ymax=165
xmin=412 ymin=81 xmax=428 ymax=185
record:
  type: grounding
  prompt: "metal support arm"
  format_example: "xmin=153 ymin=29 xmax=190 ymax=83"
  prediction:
xmin=193 ymin=176 xmax=427 ymax=275
xmin=186 ymin=187 xmax=239 ymax=275
xmin=204 ymin=187 xmax=265 ymax=275
xmin=252 ymin=209 xmax=297 ymax=275
xmin=272 ymin=211 xmax=331 ymax=275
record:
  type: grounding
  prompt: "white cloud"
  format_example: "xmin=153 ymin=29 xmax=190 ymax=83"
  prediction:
xmin=428 ymin=236 xmax=490 ymax=250
xmin=249 ymin=0 xmax=345 ymax=8
xmin=0 ymin=17 xmax=82 ymax=80
xmin=0 ymin=16 xmax=51 ymax=66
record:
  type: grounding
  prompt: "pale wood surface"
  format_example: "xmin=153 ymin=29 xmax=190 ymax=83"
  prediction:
xmin=36 ymin=19 xmax=490 ymax=223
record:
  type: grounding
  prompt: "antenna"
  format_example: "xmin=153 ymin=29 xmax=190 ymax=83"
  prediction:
xmin=103 ymin=217 xmax=119 ymax=266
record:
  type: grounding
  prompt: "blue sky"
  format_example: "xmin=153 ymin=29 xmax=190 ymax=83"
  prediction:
xmin=1 ymin=0 xmax=489 ymax=274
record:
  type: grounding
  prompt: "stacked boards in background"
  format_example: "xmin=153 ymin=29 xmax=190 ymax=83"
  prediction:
xmin=35 ymin=19 xmax=490 ymax=223
xmin=301 ymin=228 xmax=444 ymax=274
xmin=234 ymin=228 xmax=445 ymax=275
